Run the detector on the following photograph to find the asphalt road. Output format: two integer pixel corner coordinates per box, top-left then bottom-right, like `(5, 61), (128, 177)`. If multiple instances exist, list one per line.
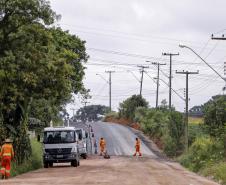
(91, 121), (156, 157)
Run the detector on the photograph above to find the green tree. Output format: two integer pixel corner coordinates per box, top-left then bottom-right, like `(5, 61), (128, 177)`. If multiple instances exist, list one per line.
(119, 95), (149, 121)
(0, 0), (88, 163)
(74, 105), (110, 122)
(203, 95), (226, 137)
(164, 111), (184, 156)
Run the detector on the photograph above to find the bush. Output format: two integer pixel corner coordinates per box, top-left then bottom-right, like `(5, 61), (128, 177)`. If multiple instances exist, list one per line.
(134, 107), (149, 123)
(201, 162), (226, 185)
(140, 109), (168, 138)
(188, 123), (206, 146)
(103, 111), (119, 122)
(163, 136), (178, 157)
(179, 137), (224, 172)
(11, 139), (43, 176)
(119, 95), (148, 121)
(203, 95), (226, 137)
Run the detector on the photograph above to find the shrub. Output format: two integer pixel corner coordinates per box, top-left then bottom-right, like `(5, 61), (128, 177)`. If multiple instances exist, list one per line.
(188, 123), (206, 146)
(103, 111), (119, 122)
(163, 136), (178, 157)
(140, 109), (168, 138)
(162, 111), (184, 156)
(119, 95), (148, 121)
(203, 95), (226, 137)
(11, 139), (43, 176)
(179, 137), (224, 172)
(201, 162), (226, 185)
(134, 107), (149, 123)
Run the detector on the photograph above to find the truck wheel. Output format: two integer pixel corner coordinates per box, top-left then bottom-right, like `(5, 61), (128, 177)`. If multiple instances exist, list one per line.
(44, 162), (49, 168)
(71, 160), (78, 167)
(49, 162), (53, 167)
(82, 154), (87, 159)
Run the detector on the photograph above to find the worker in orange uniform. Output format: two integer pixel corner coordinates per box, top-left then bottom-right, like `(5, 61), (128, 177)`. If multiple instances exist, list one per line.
(99, 138), (106, 156)
(133, 138), (142, 156)
(0, 139), (14, 180)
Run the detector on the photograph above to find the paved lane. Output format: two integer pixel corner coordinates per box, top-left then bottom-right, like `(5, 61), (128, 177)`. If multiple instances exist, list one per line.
(91, 121), (155, 157)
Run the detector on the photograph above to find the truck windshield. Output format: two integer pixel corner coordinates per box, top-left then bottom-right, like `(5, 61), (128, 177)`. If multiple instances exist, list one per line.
(43, 131), (75, 144)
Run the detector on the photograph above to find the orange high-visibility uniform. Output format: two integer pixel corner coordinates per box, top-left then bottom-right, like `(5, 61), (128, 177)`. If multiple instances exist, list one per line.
(133, 139), (142, 156)
(99, 139), (106, 153)
(0, 143), (14, 178)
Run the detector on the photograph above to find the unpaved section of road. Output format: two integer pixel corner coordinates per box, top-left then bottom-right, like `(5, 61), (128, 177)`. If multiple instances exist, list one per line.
(2, 156), (218, 185)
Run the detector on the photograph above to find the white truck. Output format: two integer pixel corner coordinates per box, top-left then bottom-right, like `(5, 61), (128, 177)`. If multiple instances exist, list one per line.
(43, 126), (80, 168)
(75, 128), (89, 159)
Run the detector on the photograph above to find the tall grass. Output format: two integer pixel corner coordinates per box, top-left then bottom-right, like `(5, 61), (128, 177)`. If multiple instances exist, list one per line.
(11, 139), (43, 177)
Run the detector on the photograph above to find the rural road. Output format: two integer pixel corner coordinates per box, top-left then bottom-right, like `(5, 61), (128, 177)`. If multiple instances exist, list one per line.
(1, 122), (219, 185)
(91, 121), (155, 156)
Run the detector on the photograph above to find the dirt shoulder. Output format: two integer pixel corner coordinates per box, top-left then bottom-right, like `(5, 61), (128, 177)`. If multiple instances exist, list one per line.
(1, 156), (218, 185)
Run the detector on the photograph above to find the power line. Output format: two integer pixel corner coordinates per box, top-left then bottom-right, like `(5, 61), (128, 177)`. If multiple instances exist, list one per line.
(144, 72), (185, 102)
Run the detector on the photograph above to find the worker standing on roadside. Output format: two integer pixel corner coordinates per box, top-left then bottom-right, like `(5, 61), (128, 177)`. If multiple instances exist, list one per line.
(133, 138), (142, 156)
(99, 138), (106, 156)
(0, 139), (14, 180)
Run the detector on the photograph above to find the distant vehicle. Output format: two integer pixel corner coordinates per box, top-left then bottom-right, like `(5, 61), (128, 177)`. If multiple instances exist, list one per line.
(43, 126), (80, 168)
(75, 128), (89, 159)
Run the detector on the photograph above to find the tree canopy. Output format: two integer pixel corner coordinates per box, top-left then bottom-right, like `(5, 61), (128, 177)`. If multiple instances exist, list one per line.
(73, 105), (110, 122)
(203, 95), (226, 137)
(119, 95), (149, 121)
(0, 0), (88, 163)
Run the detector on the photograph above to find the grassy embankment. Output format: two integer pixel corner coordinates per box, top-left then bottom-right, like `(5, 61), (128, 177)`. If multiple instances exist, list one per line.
(180, 117), (226, 185)
(11, 139), (43, 177)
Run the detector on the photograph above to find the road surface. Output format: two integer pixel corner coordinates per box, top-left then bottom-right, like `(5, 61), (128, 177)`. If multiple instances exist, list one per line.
(1, 121), (219, 185)
(91, 121), (155, 156)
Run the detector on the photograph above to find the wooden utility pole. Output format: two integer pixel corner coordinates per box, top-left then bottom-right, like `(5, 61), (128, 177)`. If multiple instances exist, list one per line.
(176, 70), (199, 152)
(152, 62), (166, 108)
(137, 66), (149, 96)
(162, 52), (179, 109)
(105, 71), (115, 111)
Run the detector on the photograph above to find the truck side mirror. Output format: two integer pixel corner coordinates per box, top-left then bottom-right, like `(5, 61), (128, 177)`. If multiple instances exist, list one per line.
(78, 133), (82, 140)
(37, 135), (40, 142)
(85, 132), (88, 138)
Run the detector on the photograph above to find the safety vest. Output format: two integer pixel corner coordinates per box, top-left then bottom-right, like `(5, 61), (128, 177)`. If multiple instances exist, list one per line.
(0, 144), (14, 158)
(100, 140), (106, 147)
(135, 140), (140, 148)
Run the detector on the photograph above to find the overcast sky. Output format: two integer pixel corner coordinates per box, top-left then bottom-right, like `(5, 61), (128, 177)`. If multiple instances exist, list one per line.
(49, 0), (226, 115)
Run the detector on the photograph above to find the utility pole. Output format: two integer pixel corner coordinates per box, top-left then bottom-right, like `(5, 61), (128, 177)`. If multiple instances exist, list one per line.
(152, 62), (166, 108)
(105, 71), (115, 111)
(211, 35), (226, 92)
(162, 52), (179, 109)
(176, 70), (199, 152)
(137, 65), (149, 96)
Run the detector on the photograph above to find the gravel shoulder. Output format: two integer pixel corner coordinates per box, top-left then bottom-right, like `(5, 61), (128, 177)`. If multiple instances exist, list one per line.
(1, 156), (219, 185)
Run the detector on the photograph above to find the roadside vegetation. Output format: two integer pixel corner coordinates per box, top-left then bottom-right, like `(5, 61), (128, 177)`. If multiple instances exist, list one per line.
(11, 139), (43, 177)
(104, 94), (226, 184)
(0, 0), (88, 175)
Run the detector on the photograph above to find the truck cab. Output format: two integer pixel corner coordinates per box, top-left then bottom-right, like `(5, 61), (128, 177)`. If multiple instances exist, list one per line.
(43, 127), (80, 168)
(75, 128), (88, 159)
